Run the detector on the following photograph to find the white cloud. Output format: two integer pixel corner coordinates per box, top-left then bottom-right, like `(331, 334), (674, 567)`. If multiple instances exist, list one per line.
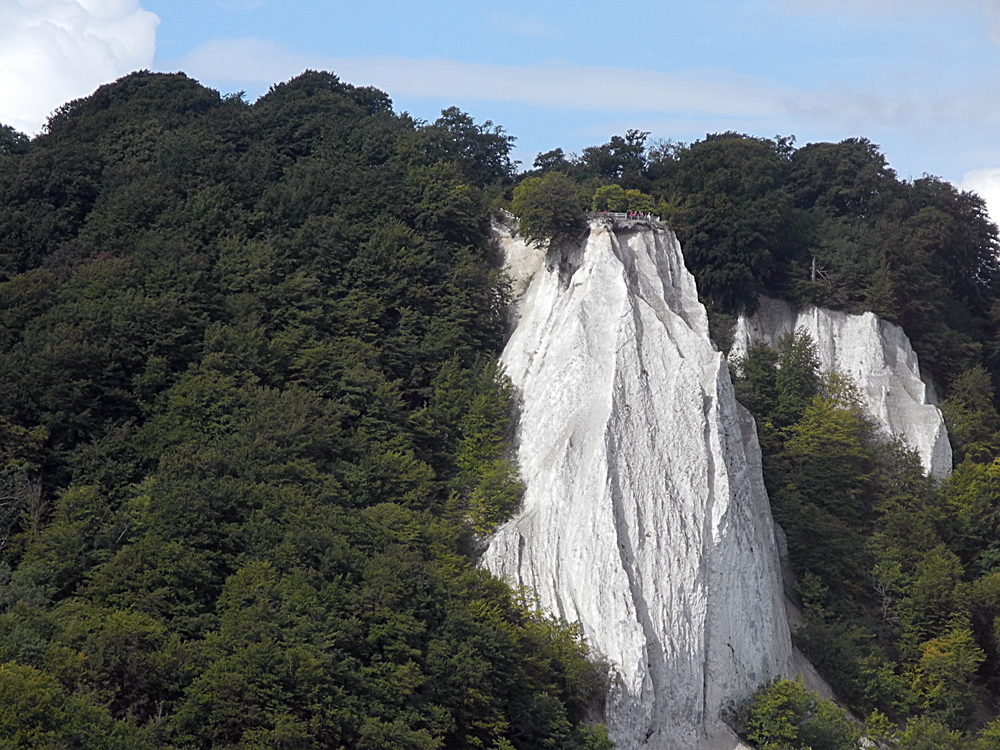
(0, 0), (159, 135)
(486, 13), (561, 38)
(172, 38), (796, 118)
(778, 0), (1000, 41)
(780, 0), (981, 13)
(960, 167), (1000, 226)
(172, 37), (1000, 142)
(171, 38), (313, 89)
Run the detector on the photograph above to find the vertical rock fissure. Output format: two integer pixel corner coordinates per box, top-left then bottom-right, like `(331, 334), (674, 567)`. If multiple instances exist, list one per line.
(606, 416), (665, 744)
(516, 532), (526, 589)
(611, 274), (669, 743)
(698, 385), (718, 730)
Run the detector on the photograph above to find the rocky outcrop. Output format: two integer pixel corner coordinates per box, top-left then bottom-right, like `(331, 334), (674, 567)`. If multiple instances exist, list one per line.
(731, 297), (951, 477)
(483, 219), (793, 749)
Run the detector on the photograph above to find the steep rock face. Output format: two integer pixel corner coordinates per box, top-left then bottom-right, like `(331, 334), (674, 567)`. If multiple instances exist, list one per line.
(483, 220), (793, 749)
(731, 297), (952, 477)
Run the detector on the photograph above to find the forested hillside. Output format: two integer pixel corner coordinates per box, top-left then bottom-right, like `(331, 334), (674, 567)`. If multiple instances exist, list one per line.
(7, 68), (1000, 750)
(0, 71), (611, 749)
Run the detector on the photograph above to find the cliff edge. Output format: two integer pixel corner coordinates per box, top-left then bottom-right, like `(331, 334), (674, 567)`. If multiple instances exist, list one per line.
(483, 219), (793, 749)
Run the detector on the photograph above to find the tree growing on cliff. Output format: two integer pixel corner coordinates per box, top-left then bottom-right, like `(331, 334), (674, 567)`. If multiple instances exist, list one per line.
(591, 184), (628, 212)
(511, 171), (586, 247)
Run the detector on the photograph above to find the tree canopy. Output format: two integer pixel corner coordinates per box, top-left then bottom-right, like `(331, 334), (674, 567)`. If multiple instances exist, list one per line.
(510, 171), (586, 247)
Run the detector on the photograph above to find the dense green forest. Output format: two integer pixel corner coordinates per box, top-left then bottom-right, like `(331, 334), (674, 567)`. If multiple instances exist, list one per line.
(5, 68), (1000, 749)
(0, 71), (612, 749)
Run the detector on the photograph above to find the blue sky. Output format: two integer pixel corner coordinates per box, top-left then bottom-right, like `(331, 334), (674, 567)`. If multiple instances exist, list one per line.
(3, 0), (1000, 217)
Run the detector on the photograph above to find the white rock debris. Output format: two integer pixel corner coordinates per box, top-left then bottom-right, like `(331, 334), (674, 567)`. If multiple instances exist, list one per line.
(483, 219), (794, 750)
(731, 297), (952, 477)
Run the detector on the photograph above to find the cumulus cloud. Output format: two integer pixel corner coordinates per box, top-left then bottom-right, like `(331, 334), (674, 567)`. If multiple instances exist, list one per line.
(0, 0), (159, 135)
(961, 167), (1000, 226)
(173, 37), (795, 118)
(486, 14), (561, 38)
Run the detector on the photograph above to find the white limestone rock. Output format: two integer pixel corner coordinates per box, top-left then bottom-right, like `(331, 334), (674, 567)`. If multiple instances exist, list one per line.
(483, 220), (794, 750)
(731, 297), (952, 477)
(492, 216), (545, 304)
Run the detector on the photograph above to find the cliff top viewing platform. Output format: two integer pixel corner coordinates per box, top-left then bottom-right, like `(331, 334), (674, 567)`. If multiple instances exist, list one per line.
(497, 208), (665, 230)
(585, 211), (664, 228)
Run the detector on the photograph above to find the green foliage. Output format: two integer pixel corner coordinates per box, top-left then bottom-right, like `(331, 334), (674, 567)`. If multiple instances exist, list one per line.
(511, 171), (586, 247)
(895, 716), (967, 750)
(746, 677), (862, 750)
(732, 342), (781, 423)
(454, 363), (524, 534)
(943, 366), (1000, 464)
(668, 133), (793, 314)
(774, 331), (822, 427)
(974, 717), (1000, 750)
(625, 189), (654, 212)
(912, 627), (984, 729)
(788, 138), (898, 218)
(0, 660), (156, 749)
(0, 124), (30, 156)
(532, 148), (573, 175)
(592, 184), (628, 212)
(732, 329), (821, 429)
(412, 106), (517, 187)
(577, 130), (649, 187)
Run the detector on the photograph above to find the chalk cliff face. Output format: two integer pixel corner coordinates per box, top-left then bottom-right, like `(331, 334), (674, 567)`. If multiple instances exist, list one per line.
(731, 297), (952, 477)
(483, 219), (793, 749)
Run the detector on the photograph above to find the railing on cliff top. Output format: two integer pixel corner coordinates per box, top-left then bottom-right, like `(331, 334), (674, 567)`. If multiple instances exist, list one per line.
(586, 211), (662, 224)
(497, 208), (663, 225)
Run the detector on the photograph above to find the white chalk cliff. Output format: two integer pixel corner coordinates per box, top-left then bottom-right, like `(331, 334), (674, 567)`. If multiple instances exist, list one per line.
(483, 219), (794, 749)
(731, 297), (952, 478)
